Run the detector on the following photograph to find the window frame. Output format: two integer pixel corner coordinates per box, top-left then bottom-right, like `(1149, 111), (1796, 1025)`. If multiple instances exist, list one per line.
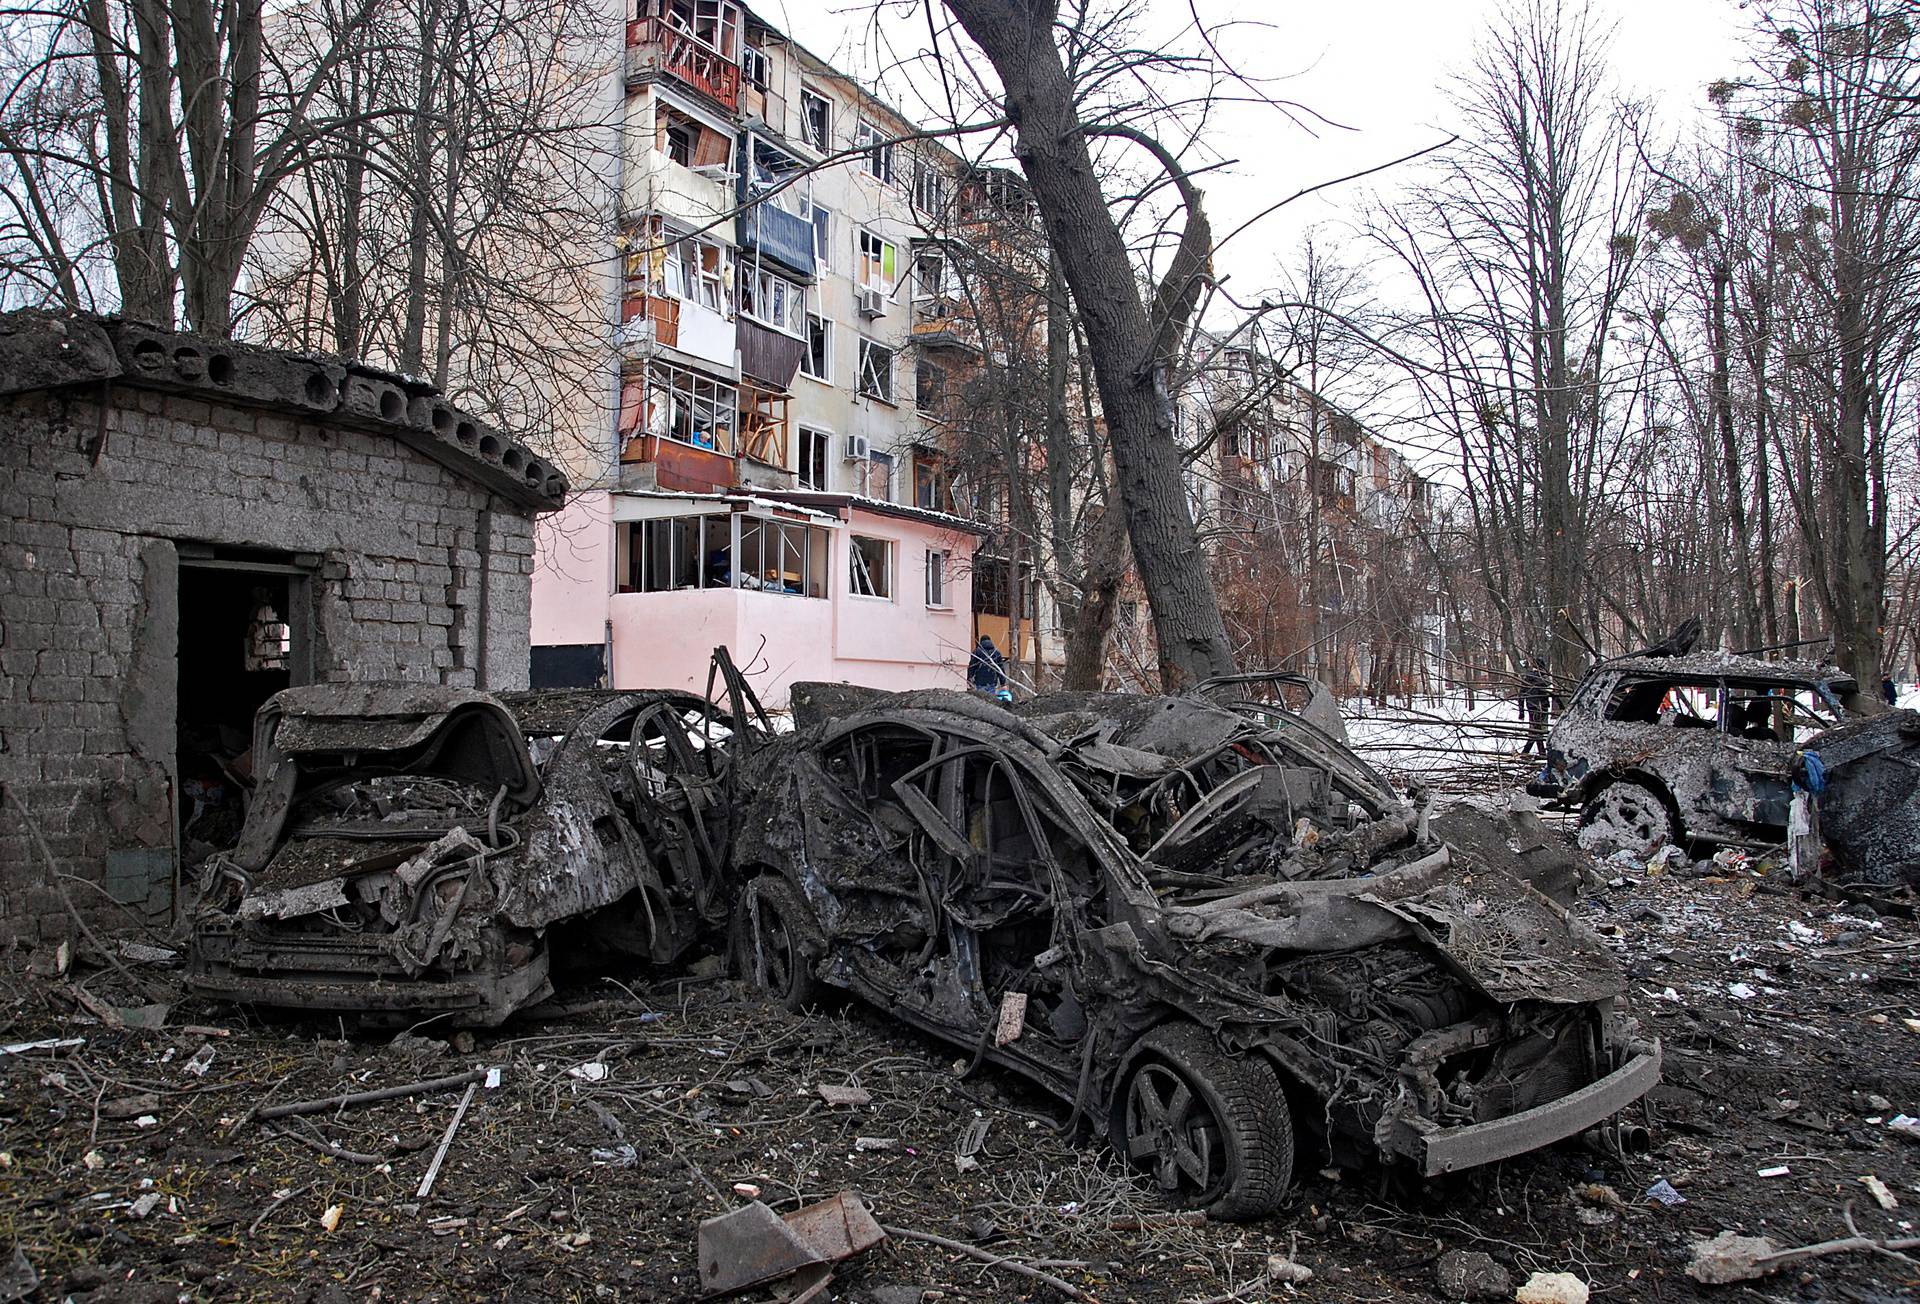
(857, 338), (896, 403)
(850, 533), (893, 600)
(798, 425), (831, 491)
(855, 119), (896, 184)
(911, 158), (947, 215)
(925, 548), (949, 609)
(800, 312), (832, 381)
(739, 263), (808, 337)
(798, 86), (830, 152)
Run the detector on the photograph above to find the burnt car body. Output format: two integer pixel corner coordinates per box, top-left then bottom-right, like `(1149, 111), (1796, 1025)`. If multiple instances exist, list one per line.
(733, 687), (1656, 1220)
(189, 683), (752, 1025)
(1802, 708), (1920, 888)
(1526, 653), (1860, 854)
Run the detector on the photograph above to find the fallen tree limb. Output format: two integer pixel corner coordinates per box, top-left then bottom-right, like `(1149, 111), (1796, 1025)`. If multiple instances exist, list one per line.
(881, 1224), (1098, 1302)
(268, 1123), (385, 1165)
(258, 1069), (488, 1121)
(1688, 1206), (1920, 1283)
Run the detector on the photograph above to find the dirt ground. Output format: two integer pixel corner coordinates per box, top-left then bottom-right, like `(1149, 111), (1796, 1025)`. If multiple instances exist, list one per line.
(2, 846), (1917, 1303)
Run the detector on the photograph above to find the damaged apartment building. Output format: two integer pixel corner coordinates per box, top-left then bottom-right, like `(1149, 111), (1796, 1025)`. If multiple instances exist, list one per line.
(531, 1), (1056, 703)
(0, 311), (565, 946)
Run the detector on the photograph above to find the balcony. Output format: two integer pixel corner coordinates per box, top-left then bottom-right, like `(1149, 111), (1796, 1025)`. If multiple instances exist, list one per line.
(738, 202), (816, 279)
(626, 16), (740, 112)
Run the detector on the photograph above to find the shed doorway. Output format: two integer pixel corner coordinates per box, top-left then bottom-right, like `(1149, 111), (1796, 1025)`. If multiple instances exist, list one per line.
(175, 547), (315, 870)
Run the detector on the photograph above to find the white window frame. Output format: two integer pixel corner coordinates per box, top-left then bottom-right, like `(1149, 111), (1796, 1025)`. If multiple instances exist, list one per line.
(855, 119), (895, 184)
(850, 534), (893, 599)
(798, 425), (831, 490)
(911, 158), (946, 215)
(925, 548), (949, 608)
(800, 313), (832, 381)
(914, 245), (951, 303)
(739, 264), (807, 337)
(857, 338), (895, 403)
(799, 86), (830, 152)
(809, 203), (833, 268)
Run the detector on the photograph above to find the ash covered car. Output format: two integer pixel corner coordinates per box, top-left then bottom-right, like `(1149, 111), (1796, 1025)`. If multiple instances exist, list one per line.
(732, 686), (1656, 1219)
(1527, 649), (1861, 856)
(189, 681), (758, 1025)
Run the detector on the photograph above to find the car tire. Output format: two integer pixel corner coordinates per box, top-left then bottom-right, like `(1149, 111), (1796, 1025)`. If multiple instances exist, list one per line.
(1577, 779), (1678, 857)
(736, 876), (826, 1012)
(1115, 1023), (1294, 1221)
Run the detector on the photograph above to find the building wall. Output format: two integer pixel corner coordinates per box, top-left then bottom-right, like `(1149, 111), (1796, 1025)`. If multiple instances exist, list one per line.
(0, 385), (538, 947)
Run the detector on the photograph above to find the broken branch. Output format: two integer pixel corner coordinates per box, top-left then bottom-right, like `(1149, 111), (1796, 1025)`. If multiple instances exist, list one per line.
(257, 1068), (489, 1121)
(881, 1224), (1099, 1302)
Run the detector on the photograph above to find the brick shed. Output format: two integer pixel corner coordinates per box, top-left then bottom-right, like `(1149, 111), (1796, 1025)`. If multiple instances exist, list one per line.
(0, 311), (569, 946)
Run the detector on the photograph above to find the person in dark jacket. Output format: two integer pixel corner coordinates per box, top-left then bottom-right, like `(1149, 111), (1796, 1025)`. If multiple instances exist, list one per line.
(968, 635), (1007, 696)
(1886, 676), (1900, 707)
(1519, 657), (1552, 756)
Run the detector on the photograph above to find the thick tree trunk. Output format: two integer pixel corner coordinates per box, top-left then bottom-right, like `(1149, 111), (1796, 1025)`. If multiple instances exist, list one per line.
(941, 0), (1236, 689)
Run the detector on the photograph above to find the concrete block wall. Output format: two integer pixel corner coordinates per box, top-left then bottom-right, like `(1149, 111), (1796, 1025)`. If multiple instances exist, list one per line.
(0, 385), (538, 949)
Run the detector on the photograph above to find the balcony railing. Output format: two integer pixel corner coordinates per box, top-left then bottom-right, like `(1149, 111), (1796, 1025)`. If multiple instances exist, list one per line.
(626, 17), (740, 111)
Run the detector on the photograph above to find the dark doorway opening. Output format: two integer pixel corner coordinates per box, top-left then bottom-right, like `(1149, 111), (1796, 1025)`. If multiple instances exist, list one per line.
(175, 549), (313, 869)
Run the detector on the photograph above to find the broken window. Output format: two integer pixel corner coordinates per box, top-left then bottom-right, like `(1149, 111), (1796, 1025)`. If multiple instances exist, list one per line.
(799, 87), (830, 151)
(798, 426), (830, 490)
(622, 515), (730, 592)
(739, 265), (806, 336)
(858, 339), (895, 401)
(850, 534), (891, 598)
(745, 134), (810, 219)
(738, 517), (829, 596)
(1723, 683), (1842, 744)
(657, 103), (733, 173)
(857, 229), (897, 291)
(914, 245), (951, 306)
(911, 158), (947, 216)
(656, 232), (727, 313)
(801, 313), (831, 381)
(644, 361), (736, 453)
(1605, 677), (1720, 729)
(810, 203), (833, 267)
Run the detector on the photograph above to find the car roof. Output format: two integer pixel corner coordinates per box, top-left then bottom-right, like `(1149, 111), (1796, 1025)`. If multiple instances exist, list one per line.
(1597, 651), (1855, 688)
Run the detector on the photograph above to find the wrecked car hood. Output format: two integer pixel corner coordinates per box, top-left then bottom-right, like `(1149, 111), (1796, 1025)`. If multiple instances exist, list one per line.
(1157, 849), (1623, 1007)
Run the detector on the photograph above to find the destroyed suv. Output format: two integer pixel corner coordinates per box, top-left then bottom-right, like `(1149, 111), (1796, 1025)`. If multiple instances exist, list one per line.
(731, 687), (1657, 1220)
(1527, 653), (1859, 855)
(190, 683), (753, 1026)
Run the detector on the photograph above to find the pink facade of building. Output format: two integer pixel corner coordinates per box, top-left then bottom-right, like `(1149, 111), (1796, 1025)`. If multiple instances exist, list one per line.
(531, 487), (986, 705)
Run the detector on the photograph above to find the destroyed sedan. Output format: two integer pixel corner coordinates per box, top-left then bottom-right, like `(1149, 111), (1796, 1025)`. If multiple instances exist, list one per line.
(730, 689), (1657, 1220)
(189, 683), (748, 1026)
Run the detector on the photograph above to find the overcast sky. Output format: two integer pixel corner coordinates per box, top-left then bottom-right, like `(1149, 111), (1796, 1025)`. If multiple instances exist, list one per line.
(767, 0), (1755, 295)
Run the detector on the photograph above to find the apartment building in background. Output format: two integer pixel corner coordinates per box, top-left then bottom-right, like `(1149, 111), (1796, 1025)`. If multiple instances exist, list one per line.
(532, 0), (1015, 703)
(1178, 336), (1444, 700)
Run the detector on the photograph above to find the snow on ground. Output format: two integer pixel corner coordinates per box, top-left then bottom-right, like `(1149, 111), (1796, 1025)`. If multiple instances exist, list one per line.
(1339, 691), (1541, 793)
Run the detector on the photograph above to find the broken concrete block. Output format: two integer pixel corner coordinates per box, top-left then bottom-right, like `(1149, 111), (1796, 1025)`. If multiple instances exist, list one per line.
(1435, 1249), (1512, 1301)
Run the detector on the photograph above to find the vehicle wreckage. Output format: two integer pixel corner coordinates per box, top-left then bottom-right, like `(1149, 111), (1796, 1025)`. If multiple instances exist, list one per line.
(736, 683), (1658, 1220)
(1524, 626), (1919, 886)
(188, 678), (761, 1025)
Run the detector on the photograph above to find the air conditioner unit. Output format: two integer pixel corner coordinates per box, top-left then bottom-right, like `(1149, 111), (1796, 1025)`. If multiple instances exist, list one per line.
(844, 433), (872, 461)
(856, 287), (886, 318)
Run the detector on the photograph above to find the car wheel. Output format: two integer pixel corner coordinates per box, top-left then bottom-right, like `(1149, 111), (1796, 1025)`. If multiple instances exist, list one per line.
(737, 876), (825, 1012)
(1116, 1023), (1293, 1221)
(1577, 780), (1677, 857)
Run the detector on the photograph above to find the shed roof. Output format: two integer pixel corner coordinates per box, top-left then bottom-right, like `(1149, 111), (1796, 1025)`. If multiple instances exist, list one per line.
(0, 310), (567, 512)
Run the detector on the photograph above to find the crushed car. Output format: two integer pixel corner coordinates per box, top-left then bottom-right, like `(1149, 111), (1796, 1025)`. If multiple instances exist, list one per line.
(735, 685), (1657, 1220)
(1799, 708), (1920, 888)
(1526, 649), (1861, 856)
(189, 680), (760, 1026)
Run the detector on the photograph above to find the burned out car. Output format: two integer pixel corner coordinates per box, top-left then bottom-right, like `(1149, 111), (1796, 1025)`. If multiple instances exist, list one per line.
(733, 688), (1656, 1219)
(1527, 652), (1860, 855)
(189, 683), (752, 1026)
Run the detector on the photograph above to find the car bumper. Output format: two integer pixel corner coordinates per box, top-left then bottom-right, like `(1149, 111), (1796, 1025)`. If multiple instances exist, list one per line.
(186, 951), (551, 1027)
(1413, 1041), (1661, 1176)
